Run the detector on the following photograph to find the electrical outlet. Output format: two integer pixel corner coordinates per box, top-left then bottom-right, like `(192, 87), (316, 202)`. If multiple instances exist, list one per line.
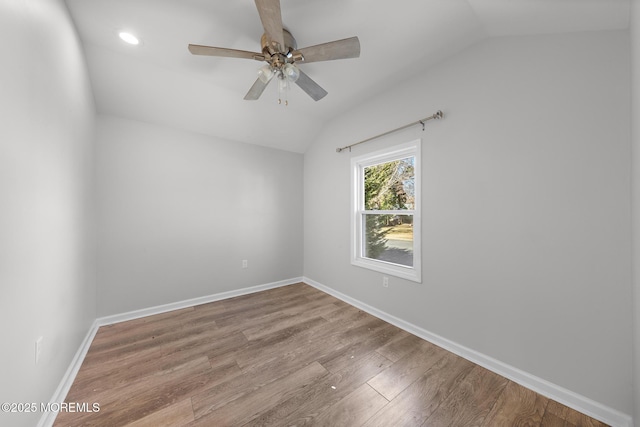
(35, 336), (43, 365)
(242, 260), (248, 269)
(382, 276), (389, 287)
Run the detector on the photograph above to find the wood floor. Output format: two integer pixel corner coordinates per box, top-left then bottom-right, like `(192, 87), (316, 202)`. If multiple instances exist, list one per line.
(54, 283), (609, 427)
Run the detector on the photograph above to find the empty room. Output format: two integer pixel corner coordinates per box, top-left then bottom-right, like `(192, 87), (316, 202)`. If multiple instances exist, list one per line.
(1, 0), (639, 426)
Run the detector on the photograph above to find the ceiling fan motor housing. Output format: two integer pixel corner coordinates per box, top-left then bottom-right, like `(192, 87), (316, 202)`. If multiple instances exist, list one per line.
(261, 29), (298, 65)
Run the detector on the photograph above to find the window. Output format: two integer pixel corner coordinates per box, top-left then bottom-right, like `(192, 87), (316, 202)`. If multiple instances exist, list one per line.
(351, 140), (421, 282)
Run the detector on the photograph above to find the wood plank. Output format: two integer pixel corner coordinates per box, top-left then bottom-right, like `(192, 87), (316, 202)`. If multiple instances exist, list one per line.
(322, 305), (369, 323)
(187, 361), (329, 426)
(305, 290), (350, 306)
(363, 352), (475, 427)
(125, 398), (194, 427)
(312, 383), (389, 427)
(84, 308), (223, 367)
(56, 356), (222, 426)
(91, 307), (196, 345)
(545, 399), (569, 419)
(540, 411), (567, 427)
(88, 306), (223, 356)
(243, 350), (393, 427)
(319, 322), (404, 373)
(375, 332), (423, 362)
(233, 305), (390, 372)
(367, 340), (445, 400)
(481, 380), (548, 427)
(67, 330), (247, 399)
(424, 365), (509, 426)
(191, 316), (396, 422)
(208, 293), (313, 329)
(189, 313), (379, 419)
(241, 302), (341, 341)
(543, 399), (610, 426)
(564, 406), (610, 427)
(191, 342), (332, 419)
(206, 283), (314, 314)
(233, 316), (331, 370)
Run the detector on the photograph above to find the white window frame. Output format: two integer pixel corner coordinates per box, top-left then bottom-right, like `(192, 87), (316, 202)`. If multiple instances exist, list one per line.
(350, 140), (421, 283)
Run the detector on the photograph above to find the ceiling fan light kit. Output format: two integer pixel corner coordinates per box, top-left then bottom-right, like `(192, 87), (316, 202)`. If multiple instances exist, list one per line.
(188, 0), (360, 105)
(257, 64), (275, 84)
(282, 63), (299, 83)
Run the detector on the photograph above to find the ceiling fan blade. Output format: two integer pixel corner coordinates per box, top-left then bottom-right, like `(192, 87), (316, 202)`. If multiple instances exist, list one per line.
(294, 37), (360, 64)
(295, 70), (328, 101)
(254, 0), (285, 52)
(188, 44), (264, 61)
(244, 77), (271, 100)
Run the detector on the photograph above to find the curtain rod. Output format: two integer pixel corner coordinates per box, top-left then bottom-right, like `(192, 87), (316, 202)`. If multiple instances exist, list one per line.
(336, 110), (443, 153)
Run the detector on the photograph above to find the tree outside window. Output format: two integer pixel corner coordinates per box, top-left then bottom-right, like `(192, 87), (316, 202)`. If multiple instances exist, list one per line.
(363, 157), (414, 266)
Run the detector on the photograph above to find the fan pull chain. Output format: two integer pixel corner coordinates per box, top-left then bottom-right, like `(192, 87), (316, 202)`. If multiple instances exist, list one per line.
(277, 74), (290, 106)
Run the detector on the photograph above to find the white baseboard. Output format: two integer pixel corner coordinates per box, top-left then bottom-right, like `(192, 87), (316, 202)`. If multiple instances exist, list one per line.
(37, 319), (99, 427)
(37, 277), (301, 427)
(302, 276), (633, 427)
(96, 277), (303, 326)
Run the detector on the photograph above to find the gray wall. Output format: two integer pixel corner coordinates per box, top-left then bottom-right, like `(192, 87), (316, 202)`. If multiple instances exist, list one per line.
(304, 31), (632, 415)
(631, 1), (640, 424)
(0, 1), (96, 427)
(94, 116), (304, 316)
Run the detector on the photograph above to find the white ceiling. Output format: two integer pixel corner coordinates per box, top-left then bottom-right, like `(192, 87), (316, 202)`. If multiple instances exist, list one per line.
(65, 0), (630, 153)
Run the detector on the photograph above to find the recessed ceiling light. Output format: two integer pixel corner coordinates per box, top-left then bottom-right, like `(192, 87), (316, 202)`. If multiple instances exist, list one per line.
(118, 32), (139, 45)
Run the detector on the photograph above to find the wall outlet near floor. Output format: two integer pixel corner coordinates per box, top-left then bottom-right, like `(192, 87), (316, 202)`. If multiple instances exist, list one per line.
(382, 276), (389, 287)
(35, 336), (43, 365)
(242, 259), (248, 269)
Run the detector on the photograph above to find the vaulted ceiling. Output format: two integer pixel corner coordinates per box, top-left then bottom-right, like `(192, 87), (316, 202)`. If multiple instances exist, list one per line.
(65, 0), (630, 153)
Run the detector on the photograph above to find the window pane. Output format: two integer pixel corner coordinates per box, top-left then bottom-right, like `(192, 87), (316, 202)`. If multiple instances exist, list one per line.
(364, 157), (415, 210)
(363, 214), (413, 267)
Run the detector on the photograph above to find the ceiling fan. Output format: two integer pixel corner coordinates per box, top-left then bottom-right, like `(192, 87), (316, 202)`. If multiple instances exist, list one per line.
(188, 0), (360, 103)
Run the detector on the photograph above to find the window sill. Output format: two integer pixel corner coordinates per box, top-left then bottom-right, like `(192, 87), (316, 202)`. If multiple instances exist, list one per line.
(351, 257), (421, 283)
